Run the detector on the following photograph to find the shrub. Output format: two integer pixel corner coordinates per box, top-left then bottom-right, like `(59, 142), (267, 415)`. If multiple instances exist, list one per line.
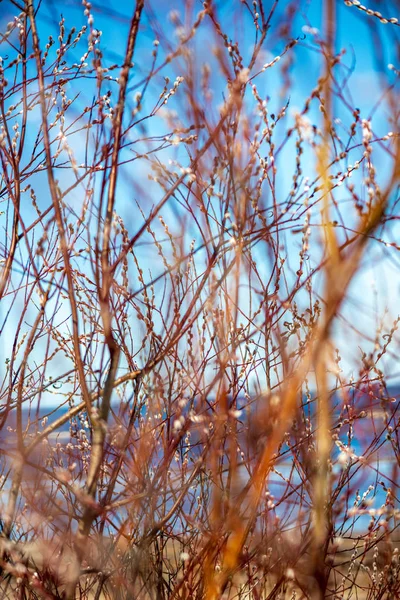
(0, 1), (399, 598)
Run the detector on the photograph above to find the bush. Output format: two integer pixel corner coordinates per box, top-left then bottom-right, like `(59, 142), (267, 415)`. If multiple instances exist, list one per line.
(0, 1), (399, 598)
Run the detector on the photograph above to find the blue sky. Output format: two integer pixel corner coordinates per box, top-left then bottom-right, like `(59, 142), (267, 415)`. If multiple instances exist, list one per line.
(0, 0), (399, 392)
